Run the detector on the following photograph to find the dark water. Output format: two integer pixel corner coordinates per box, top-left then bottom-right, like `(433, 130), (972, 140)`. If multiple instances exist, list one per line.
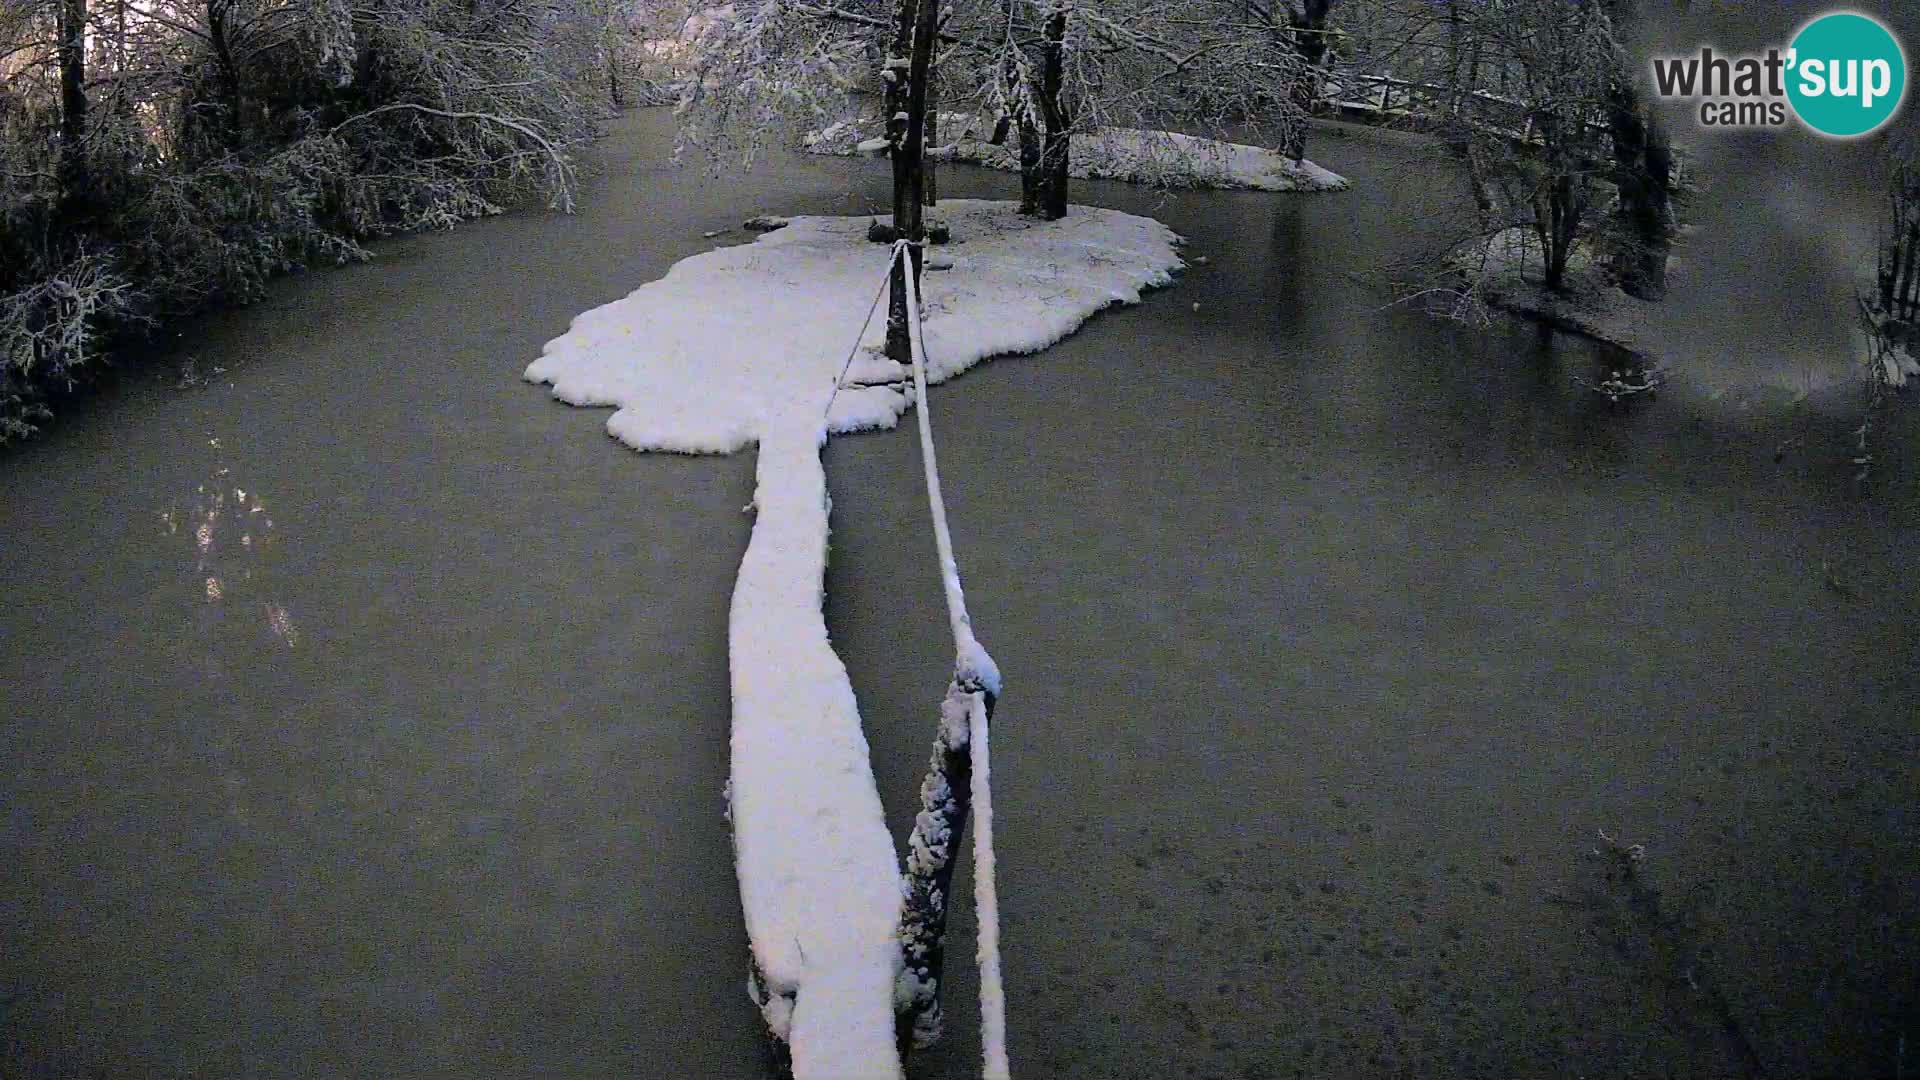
(2, 111), (1915, 1079)
(832, 123), (1920, 1079)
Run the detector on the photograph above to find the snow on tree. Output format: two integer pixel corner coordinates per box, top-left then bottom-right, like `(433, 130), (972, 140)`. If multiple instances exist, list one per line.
(673, 1), (888, 170)
(1348, 0), (1674, 309)
(675, 0), (1328, 219)
(1862, 118), (1920, 396)
(932, 0), (1326, 217)
(0, 0), (636, 440)
(1347, 0), (1623, 320)
(302, 0), (357, 89)
(1592, 0), (1674, 300)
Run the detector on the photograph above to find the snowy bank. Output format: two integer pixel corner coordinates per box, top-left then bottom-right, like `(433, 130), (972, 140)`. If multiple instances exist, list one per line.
(1453, 227), (1920, 406)
(1862, 310), (1920, 389)
(1452, 230), (1708, 400)
(806, 115), (1350, 193)
(525, 200), (1182, 1078)
(1456, 227), (1665, 357)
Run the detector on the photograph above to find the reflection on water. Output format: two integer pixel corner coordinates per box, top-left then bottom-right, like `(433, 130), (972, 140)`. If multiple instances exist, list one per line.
(162, 434), (300, 654)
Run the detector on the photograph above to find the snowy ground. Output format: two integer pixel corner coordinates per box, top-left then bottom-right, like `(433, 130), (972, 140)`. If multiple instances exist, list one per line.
(806, 114), (1350, 193)
(524, 199), (1182, 1078)
(1456, 227), (1668, 357)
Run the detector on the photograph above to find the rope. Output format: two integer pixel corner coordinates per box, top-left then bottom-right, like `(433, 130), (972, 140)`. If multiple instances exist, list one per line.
(967, 690), (1009, 1080)
(896, 242), (982, 661)
(822, 262), (896, 422)
(896, 240), (1010, 1080)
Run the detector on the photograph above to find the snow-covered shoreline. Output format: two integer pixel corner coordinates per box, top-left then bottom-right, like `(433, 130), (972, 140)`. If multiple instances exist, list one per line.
(1458, 228), (1665, 359)
(806, 115), (1350, 193)
(1459, 227), (1920, 406)
(525, 199), (1182, 1078)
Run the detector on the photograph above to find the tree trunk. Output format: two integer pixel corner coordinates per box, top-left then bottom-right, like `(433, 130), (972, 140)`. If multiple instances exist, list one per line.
(208, 1), (247, 147)
(607, 38), (625, 109)
(1033, 4), (1069, 221)
(56, 0), (89, 223)
(1902, 222), (1920, 319)
(1446, 0), (1462, 113)
(884, 0), (916, 361)
(1599, 0), (1671, 300)
(1442, 0), (1475, 164)
(1607, 78), (1671, 299)
(1281, 0), (1332, 162)
(1543, 174), (1579, 292)
(1017, 116), (1042, 216)
(903, 0), (939, 213)
(1039, 128), (1069, 220)
(1880, 238), (1898, 315)
(885, 0), (940, 362)
(923, 62), (938, 207)
(1462, 140), (1494, 216)
(1532, 215), (1556, 290)
(1292, 1), (1332, 68)
(1879, 189), (1905, 314)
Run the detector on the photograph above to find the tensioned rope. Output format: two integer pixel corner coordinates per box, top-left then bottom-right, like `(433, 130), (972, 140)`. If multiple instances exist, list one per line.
(897, 240), (1009, 1080)
(825, 240), (1010, 1080)
(822, 264), (894, 422)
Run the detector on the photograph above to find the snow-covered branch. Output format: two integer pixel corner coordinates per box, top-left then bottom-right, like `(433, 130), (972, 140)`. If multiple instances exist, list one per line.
(334, 102), (579, 211)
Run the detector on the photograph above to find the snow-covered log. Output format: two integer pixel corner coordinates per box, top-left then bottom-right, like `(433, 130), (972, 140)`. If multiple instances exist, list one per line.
(896, 680), (983, 1050)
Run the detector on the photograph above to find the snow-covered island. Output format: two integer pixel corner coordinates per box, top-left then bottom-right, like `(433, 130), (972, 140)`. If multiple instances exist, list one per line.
(1452, 227), (1670, 354)
(525, 200), (1181, 1079)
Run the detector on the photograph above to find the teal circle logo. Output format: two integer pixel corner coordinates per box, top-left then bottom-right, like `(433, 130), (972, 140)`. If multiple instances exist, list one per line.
(1786, 11), (1907, 137)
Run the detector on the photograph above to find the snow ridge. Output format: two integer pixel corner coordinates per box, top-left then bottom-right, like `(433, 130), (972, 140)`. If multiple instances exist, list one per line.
(733, 418), (904, 1076)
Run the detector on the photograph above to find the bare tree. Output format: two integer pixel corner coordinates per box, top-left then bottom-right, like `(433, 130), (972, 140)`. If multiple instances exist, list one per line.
(1360, 0), (1617, 310)
(674, 1), (885, 170)
(1599, 0), (1672, 300)
(1875, 155), (1920, 325)
(671, 0), (945, 358)
(54, 0), (83, 216)
(1240, 0), (1333, 161)
(1350, 0), (1671, 303)
(964, 0), (1319, 217)
(880, 0), (940, 359)
(682, 0), (1324, 221)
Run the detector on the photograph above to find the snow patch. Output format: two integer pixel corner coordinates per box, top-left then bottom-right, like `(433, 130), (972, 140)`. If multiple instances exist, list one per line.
(806, 115), (1350, 192)
(525, 199), (1181, 1078)
(1452, 226), (1656, 354)
(1883, 344), (1920, 387)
